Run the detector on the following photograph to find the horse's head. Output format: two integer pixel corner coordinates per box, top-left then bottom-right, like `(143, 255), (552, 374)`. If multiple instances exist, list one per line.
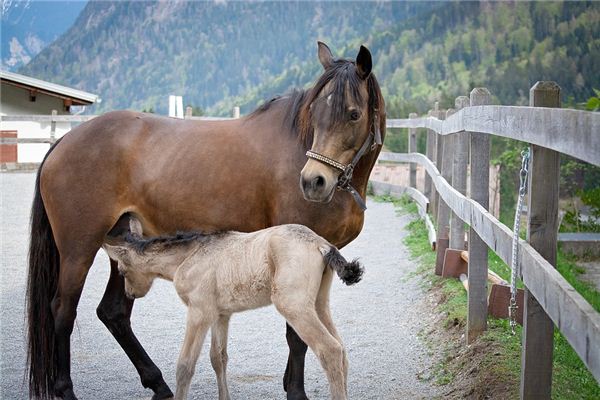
(299, 42), (385, 205)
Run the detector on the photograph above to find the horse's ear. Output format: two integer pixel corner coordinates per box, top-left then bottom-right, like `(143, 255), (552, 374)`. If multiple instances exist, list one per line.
(356, 45), (372, 80)
(129, 216), (143, 237)
(317, 41), (334, 70)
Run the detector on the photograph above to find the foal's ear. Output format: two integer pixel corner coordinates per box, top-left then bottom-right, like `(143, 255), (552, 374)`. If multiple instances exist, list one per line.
(317, 41), (334, 70)
(356, 45), (372, 80)
(129, 217), (143, 237)
(102, 242), (130, 261)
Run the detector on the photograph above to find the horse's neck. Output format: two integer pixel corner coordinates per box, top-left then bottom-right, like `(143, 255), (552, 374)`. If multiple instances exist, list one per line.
(353, 147), (381, 195)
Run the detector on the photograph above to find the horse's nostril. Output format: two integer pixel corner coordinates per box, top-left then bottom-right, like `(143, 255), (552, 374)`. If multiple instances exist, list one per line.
(314, 175), (325, 189)
(301, 177), (311, 192)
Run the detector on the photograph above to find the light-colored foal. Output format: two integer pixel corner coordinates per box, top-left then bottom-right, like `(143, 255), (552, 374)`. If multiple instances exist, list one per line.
(103, 217), (363, 400)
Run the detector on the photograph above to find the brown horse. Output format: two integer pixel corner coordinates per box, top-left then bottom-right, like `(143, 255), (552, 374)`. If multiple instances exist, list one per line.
(27, 42), (385, 400)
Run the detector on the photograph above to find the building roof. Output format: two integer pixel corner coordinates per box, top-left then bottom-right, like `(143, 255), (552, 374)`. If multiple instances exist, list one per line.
(0, 70), (100, 105)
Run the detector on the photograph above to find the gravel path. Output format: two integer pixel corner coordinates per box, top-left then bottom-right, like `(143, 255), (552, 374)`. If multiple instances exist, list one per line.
(1, 172), (440, 399)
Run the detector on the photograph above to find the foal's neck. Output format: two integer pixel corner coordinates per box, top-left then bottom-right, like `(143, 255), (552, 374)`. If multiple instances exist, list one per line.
(144, 245), (199, 281)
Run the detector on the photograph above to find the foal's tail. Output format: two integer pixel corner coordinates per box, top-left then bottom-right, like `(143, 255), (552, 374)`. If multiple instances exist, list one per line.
(323, 246), (363, 285)
(27, 140), (62, 399)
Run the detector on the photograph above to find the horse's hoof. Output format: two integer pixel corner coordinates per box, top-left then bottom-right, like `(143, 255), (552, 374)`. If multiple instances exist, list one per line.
(58, 389), (78, 400)
(286, 389), (309, 400)
(151, 385), (174, 400)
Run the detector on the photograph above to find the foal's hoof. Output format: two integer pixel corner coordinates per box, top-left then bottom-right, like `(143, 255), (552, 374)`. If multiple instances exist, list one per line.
(151, 386), (174, 400)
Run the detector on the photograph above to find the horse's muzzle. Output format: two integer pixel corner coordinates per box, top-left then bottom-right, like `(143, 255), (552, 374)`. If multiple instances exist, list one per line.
(300, 174), (335, 203)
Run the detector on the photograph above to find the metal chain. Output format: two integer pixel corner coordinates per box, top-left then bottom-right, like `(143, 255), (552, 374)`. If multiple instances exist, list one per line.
(509, 148), (530, 334)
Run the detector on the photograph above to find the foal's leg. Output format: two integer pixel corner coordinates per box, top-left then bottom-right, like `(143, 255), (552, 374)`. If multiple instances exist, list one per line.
(315, 269), (348, 392)
(210, 314), (231, 400)
(274, 295), (347, 400)
(97, 260), (173, 399)
(175, 311), (213, 400)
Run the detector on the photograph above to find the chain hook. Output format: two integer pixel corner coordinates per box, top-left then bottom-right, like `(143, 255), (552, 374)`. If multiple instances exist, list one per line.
(509, 147), (530, 334)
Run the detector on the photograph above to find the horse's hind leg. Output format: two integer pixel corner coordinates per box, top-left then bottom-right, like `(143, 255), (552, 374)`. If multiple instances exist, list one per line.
(51, 253), (96, 399)
(97, 260), (173, 399)
(283, 323), (309, 400)
(210, 314), (231, 400)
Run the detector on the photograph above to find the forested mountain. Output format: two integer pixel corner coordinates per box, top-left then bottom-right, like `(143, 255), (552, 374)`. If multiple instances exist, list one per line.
(20, 1), (599, 117)
(19, 0), (433, 113)
(211, 1), (600, 117)
(1, 0), (87, 70)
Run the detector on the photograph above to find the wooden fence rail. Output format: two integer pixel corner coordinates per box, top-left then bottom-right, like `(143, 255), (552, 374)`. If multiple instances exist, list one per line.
(375, 81), (599, 398)
(386, 104), (600, 166)
(0, 110), (236, 148)
(0, 113), (234, 123)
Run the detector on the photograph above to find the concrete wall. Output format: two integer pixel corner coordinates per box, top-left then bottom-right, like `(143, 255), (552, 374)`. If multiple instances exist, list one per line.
(1, 82), (73, 162)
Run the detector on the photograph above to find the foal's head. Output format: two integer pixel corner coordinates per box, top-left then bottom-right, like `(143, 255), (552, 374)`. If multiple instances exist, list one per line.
(103, 239), (156, 299)
(103, 217), (202, 299)
(299, 42), (385, 203)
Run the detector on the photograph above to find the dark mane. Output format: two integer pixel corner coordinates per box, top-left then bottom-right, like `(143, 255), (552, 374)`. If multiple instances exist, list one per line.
(248, 58), (384, 145)
(124, 231), (226, 254)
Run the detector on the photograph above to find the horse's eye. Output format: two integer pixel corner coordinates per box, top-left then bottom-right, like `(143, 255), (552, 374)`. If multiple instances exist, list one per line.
(349, 110), (361, 121)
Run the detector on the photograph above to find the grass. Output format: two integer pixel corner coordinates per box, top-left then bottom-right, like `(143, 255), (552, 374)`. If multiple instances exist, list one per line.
(381, 194), (600, 399)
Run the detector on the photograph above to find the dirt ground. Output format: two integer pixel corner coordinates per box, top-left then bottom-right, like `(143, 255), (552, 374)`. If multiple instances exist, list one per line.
(1, 172), (445, 399)
(418, 281), (519, 400)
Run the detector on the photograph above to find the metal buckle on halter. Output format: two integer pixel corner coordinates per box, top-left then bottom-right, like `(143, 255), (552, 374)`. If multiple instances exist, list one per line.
(337, 164), (354, 190)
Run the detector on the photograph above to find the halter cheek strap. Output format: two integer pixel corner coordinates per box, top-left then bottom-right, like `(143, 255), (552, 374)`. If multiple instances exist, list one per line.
(305, 113), (382, 211)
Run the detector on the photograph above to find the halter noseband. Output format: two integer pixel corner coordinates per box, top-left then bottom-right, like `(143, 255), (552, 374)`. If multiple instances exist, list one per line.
(305, 112), (382, 211)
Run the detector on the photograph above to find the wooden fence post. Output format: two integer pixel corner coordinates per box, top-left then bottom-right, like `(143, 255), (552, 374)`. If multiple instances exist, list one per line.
(520, 81), (561, 399)
(424, 109), (435, 205)
(232, 106), (240, 119)
(450, 96), (469, 250)
(432, 102), (441, 221)
(408, 112), (418, 189)
(435, 108), (454, 274)
(50, 110), (57, 143)
(467, 87), (491, 343)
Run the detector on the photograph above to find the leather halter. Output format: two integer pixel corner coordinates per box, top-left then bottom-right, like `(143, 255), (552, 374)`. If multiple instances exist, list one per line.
(306, 112), (382, 211)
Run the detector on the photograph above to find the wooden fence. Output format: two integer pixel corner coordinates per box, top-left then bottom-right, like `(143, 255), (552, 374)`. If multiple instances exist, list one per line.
(0, 106), (237, 147)
(374, 81), (599, 398)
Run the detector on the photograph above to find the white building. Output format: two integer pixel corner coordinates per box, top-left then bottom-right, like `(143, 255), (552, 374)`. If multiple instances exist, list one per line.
(0, 70), (99, 164)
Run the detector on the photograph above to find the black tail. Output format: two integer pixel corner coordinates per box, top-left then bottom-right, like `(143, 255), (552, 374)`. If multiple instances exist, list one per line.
(324, 246), (363, 285)
(27, 140), (62, 399)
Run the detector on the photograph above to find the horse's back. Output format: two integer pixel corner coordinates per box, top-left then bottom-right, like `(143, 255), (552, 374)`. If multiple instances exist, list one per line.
(38, 111), (273, 244)
(43, 111), (202, 170)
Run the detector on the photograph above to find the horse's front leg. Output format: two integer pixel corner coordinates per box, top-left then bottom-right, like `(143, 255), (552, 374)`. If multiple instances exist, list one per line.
(96, 260), (173, 399)
(284, 323), (309, 400)
(210, 314), (231, 400)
